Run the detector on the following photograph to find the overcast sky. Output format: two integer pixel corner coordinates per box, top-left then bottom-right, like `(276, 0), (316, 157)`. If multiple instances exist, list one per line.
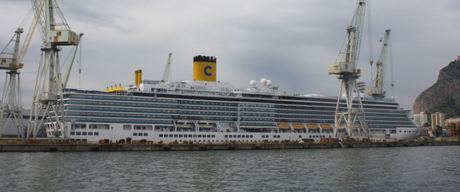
(1, 0), (460, 112)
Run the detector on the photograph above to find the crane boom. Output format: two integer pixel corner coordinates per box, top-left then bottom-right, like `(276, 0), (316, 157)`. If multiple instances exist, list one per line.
(328, 0), (366, 74)
(162, 53), (172, 83)
(366, 29), (390, 99)
(62, 33), (84, 88)
(18, 0), (45, 65)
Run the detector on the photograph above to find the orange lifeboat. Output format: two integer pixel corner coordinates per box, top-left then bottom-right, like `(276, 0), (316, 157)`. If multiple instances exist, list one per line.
(277, 123), (290, 129)
(292, 124), (305, 129)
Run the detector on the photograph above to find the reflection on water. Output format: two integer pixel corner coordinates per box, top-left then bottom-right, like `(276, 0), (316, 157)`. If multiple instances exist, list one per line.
(0, 146), (459, 191)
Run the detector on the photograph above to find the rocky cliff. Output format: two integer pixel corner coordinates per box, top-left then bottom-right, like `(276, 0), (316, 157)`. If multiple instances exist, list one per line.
(413, 60), (460, 118)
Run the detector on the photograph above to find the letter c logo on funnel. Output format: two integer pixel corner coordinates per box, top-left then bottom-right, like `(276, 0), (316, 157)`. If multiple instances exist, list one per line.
(204, 66), (212, 76)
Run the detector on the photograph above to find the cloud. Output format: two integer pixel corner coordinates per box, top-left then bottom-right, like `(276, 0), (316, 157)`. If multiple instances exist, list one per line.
(1, 0), (460, 113)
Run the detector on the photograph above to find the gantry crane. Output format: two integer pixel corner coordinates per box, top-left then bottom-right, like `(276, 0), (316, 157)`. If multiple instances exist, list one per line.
(0, 29), (24, 138)
(162, 53), (172, 83)
(366, 29), (391, 99)
(27, 0), (82, 139)
(327, 0), (368, 138)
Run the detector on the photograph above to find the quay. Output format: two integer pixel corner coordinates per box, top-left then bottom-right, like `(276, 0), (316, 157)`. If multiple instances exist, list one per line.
(0, 139), (458, 152)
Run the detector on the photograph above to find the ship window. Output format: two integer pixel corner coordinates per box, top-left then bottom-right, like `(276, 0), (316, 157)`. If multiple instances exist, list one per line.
(76, 132), (81, 135)
(179, 134), (183, 138)
(88, 132), (93, 136)
(133, 133), (138, 136)
(74, 124), (87, 129)
(144, 133), (148, 136)
(159, 134), (163, 137)
(299, 135), (302, 138)
(198, 135), (202, 138)
(225, 135), (228, 138)
(70, 132), (75, 135)
(90, 124), (109, 130)
(123, 125), (132, 130)
(212, 135), (215, 138)
(229, 135), (232, 138)
(94, 132), (99, 136)
(174, 134), (178, 138)
(250, 135), (253, 138)
(169, 134), (173, 137)
(190, 135), (194, 138)
(183, 135), (187, 138)
(164, 134), (168, 138)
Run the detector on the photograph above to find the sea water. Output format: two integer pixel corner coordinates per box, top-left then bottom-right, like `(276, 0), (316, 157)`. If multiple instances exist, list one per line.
(0, 146), (459, 191)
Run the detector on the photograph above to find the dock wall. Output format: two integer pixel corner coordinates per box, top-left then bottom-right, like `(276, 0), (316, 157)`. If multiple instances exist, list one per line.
(0, 140), (458, 152)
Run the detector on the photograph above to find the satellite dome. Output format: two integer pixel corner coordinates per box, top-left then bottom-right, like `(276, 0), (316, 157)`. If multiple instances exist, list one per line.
(250, 80), (257, 87)
(260, 78), (267, 87)
(266, 80), (272, 88)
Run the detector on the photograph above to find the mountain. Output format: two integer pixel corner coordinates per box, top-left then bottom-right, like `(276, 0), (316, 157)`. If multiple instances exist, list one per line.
(413, 59), (460, 119)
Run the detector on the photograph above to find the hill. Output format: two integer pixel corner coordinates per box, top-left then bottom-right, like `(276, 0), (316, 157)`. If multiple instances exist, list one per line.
(413, 59), (460, 119)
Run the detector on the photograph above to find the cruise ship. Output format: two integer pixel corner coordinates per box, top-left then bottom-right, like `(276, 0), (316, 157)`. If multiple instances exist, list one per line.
(45, 55), (425, 143)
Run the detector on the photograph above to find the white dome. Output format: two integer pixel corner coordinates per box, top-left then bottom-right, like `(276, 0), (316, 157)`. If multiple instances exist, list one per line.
(260, 78), (267, 86)
(266, 80), (272, 88)
(249, 80), (257, 87)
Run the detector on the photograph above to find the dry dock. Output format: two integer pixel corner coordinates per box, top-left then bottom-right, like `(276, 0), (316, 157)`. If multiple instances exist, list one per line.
(0, 140), (458, 152)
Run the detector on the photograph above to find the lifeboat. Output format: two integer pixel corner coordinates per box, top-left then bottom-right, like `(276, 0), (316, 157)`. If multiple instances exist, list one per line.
(198, 121), (216, 128)
(277, 123), (290, 129)
(307, 124), (319, 128)
(292, 124), (305, 129)
(175, 120), (194, 128)
(321, 124), (333, 129)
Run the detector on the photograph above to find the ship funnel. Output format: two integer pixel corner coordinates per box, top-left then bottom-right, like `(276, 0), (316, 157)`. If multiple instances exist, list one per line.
(193, 55), (216, 82)
(135, 70), (139, 85)
(138, 69), (142, 85)
(135, 69), (142, 85)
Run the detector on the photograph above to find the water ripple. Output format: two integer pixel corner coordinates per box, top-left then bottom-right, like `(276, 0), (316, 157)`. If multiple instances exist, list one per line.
(0, 146), (459, 191)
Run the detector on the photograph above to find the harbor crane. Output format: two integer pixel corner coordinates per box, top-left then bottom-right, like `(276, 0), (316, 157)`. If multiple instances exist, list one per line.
(27, 0), (82, 139)
(0, 29), (24, 138)
(327, 0), (369, 138)
(366, 29), (391, 99)
(162, 53), (172, 83)
(0, 1), (47, 138)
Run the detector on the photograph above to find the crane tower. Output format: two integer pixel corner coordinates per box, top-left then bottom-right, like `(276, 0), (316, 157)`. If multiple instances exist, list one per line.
(366, 29), (391, 99)
(0, 28), (24, 138)
(27, 0), (82, 139)
(327, 0), (369, 138)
